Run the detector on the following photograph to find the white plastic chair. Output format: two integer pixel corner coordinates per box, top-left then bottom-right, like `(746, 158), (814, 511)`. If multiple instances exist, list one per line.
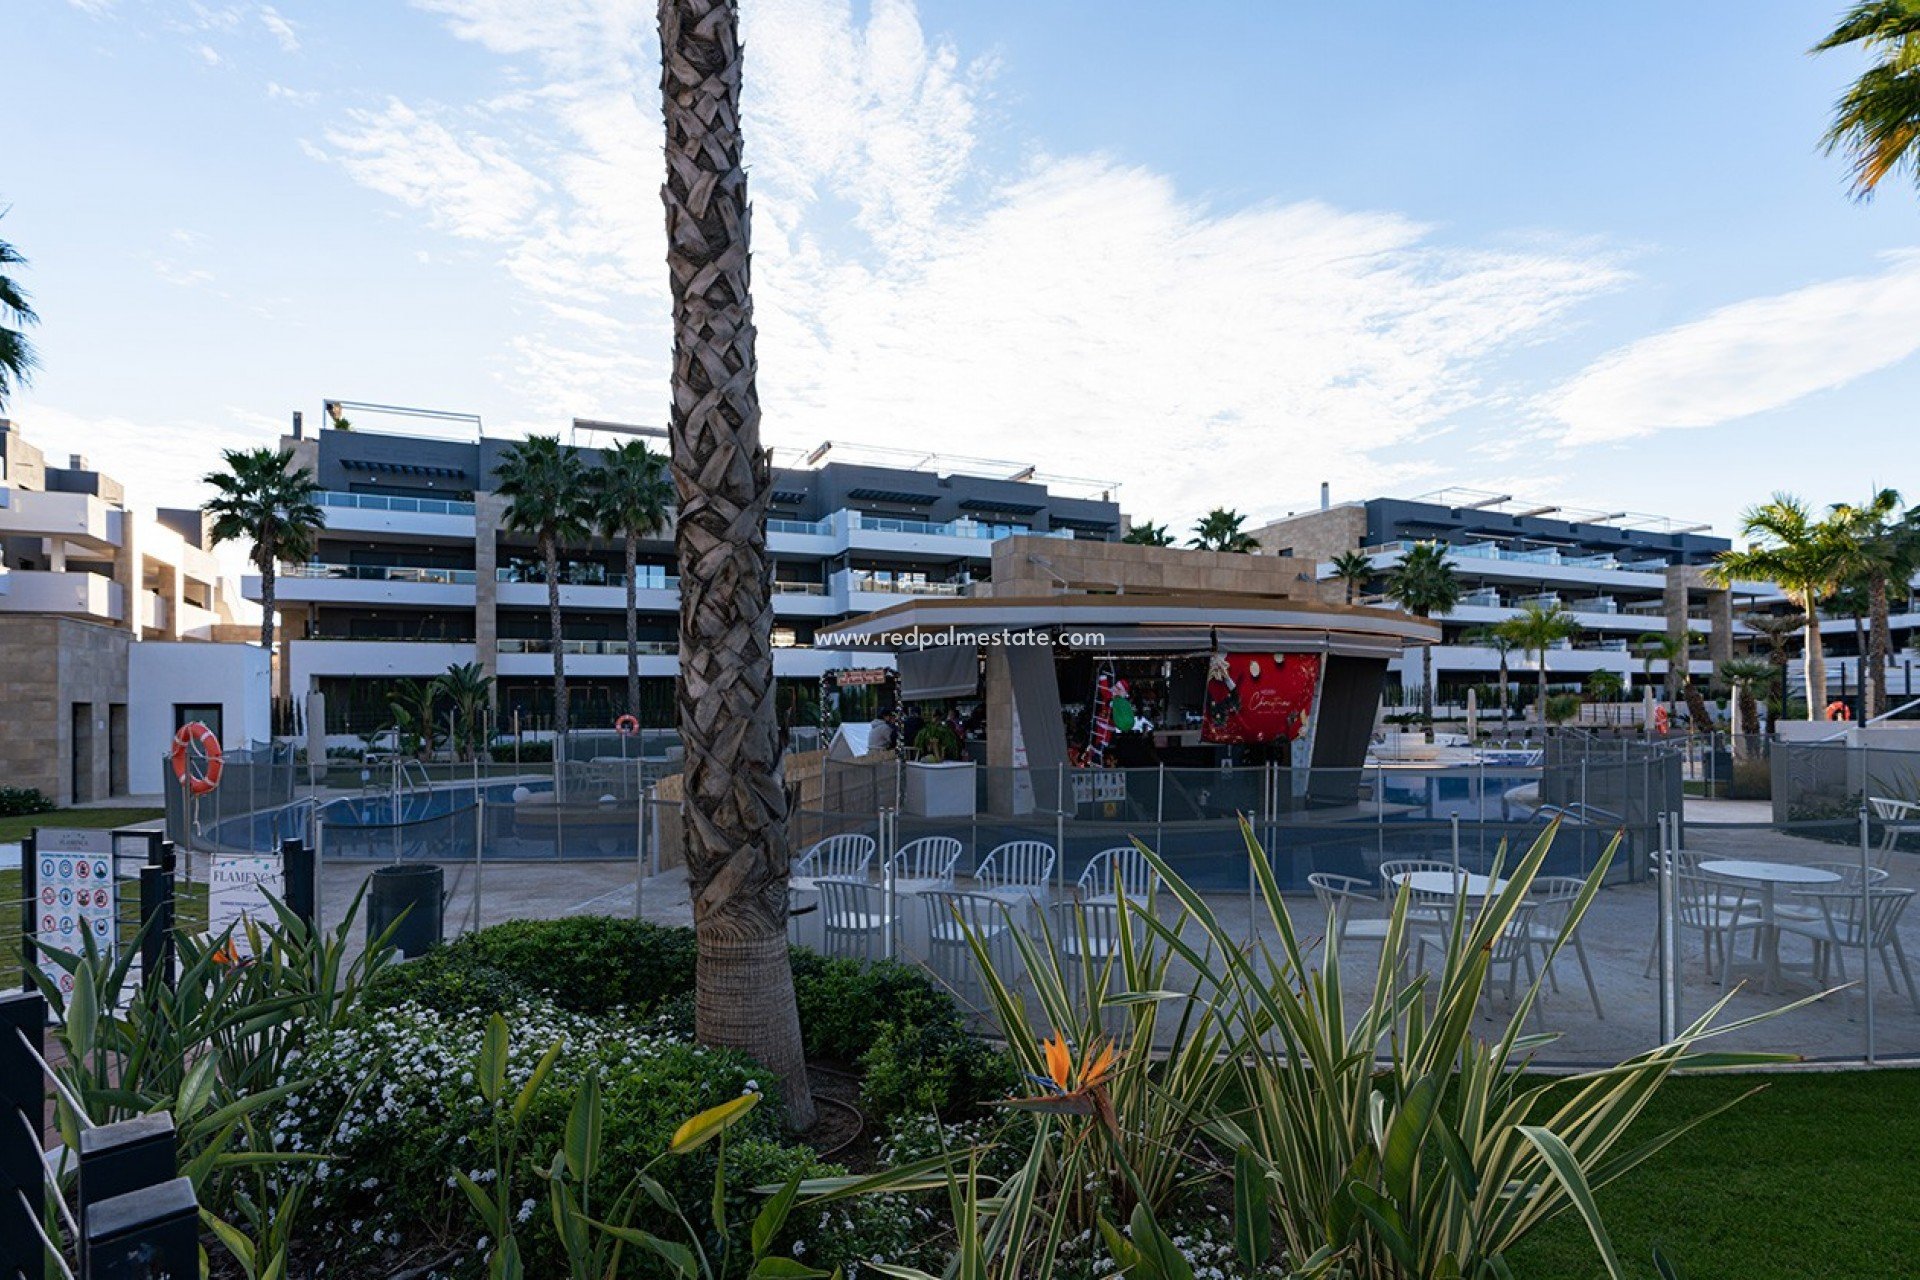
(816, 876), (893, 961)
(1078, 845), (1158, 901)
(791, 833), (876, 891)
(1870, 798), (1920, 858)
(886, 836), (964, 888)
(1778, 886), (1920, 1011)
(1674, 866), (1764, 982)
(1049, 898), (1124, 1010)
(1775, 863), (1890, 929)
(1309, 872), (1395, 956)
(920, 890), (1018, 998)
(1529, 876), (1604, 1018)
(976, 840), (1057, 892)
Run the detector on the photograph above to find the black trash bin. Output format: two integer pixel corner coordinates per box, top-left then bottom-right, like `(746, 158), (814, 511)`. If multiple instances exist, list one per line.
(368, 864), (444, 958)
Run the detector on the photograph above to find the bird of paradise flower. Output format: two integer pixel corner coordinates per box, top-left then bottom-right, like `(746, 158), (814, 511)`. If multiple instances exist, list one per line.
(1003, 1032), (1121, 1132)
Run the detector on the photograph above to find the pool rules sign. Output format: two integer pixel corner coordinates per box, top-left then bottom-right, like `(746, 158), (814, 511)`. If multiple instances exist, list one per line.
(31, 829), (116, 994)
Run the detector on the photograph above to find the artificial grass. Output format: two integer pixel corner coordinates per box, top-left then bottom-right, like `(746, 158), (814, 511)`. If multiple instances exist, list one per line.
(1508, 1069), (1920, 1278)
(0, 806), (164, 845)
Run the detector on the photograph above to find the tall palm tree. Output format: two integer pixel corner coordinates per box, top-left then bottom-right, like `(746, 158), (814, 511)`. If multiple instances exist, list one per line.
(204, 446), (324, 653)
(1584, 669), (1625, 725)
(0, 213), (38, 409)
(1385, 542), (1461, 733)
(1814, 2), (1920, 199)
(1499, 603), (1581, 722)
(1329, 549), (1376, 605)
(1464, 624), (1517, 726)
(1710, 495), (1850, 719)
(495, 435), (590, 740)
(592, 440), (675, 720)
(1188, 507), (1259, 553)
(660, 0), (814, 1128)
(1829, 489), (1916, 719)
(1742, 610), (1806, 723)
(1121, 520), (1175, 547)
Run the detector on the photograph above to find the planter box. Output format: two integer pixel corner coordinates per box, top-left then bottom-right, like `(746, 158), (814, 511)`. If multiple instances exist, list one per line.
(904, 760), (977, 818)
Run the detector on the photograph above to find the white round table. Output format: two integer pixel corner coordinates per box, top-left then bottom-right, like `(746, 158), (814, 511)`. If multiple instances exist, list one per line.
(1393, 870), (1509, 898)
(1698, 859), (1840, 990)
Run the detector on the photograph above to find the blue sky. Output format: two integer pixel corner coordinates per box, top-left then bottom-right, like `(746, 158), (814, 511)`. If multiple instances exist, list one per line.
(6, 0), (1919, 545)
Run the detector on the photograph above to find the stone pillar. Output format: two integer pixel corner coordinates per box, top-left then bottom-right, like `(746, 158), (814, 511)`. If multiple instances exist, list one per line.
(1663, 567), (1691, 698)
(474, 492), (504, 686)
(1707, 584), (1734, 679)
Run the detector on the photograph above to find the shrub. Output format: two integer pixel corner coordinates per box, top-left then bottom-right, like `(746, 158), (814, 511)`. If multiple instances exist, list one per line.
(490, 739), (554, 763)
(367, 915), (696, 1016)
(787, 949), (955, 1062)
(0, 786), (55, 818)
(858, 1016), (1020, 1123)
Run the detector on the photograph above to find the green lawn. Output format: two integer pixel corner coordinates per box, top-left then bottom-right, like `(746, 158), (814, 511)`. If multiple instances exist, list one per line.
(0, 806), (164, 844)
(1509, 1070), (1920, 1278)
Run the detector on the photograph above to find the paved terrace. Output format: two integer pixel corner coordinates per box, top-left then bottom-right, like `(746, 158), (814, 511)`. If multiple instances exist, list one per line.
(298, 799), (1920, 1066)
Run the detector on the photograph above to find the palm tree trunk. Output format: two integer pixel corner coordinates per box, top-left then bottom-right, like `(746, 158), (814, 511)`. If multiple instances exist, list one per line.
(1869, 573), (1891, 719)
(258, 554), (276, 653)
(1536, 647), (1548, 723)
(661, 0), (814, 1130)
(543, 532), (568, 741)
(1421, 643), (1434, 740)
(625, 530), (641, 718)
(1802, 594), (1828, 717)
(1852, 612), (1868, 718)
(1498, 654), (1510, 726)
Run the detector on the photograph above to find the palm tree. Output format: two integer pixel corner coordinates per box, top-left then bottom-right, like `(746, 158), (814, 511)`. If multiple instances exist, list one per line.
(1500, 603), (1581, 723)
(592, 440), (675, 721)
(1814, 3), (1920, 199)
(661, 0), (814, 1128)
(1719, 658), (1777, 752)
(495, 435), (590, 740)
(1636, 628), (1716, 733)
(1188, 507), (1259, 553)
(0, 213), (38, 410)
(1329, 550), (1376, 605)
(1742, 610), (1806, 723)
(1826, 579), (1873, 717)
(1464, 624), (1517, 726)
(1384, 542), (1461, 733)
(387, 678), (440, 760)
(1829, 489), (1916, 719)
(1121, 521), (1175, 547)
(1710, 495), (1850, 719)
(433, 661), (496, 761)
(1584, 669), (1625, 725)
(204, 446), (324, 653)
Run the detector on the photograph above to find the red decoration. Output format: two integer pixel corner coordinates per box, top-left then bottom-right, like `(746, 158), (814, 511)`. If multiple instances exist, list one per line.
(1201, 653), (1320, 745)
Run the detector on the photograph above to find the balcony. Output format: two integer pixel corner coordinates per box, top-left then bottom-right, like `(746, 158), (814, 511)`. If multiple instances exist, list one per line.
(314, 489), (476, 538)
(291, 562), (477, 585)
(260, 561), (478, 608)
(317, 490), (474, 517)
(0, 489), (123, 548)
(499, 638), (677, 656)
(0, 570), (124, 621)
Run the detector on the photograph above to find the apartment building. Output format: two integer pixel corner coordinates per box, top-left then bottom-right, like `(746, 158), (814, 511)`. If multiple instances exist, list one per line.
(0, 420), (266, 803)
(1254, 488), (1753, 701)
(260, 420), (1124, 735)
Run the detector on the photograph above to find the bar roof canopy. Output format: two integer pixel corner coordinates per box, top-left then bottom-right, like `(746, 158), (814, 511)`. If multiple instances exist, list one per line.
(817, 592), (1439, 660)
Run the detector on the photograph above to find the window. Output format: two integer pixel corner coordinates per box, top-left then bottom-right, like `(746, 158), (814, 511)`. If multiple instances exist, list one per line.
(175, 704), (224, 743)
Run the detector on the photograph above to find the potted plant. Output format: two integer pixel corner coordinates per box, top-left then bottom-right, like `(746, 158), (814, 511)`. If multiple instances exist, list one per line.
(904, 722), (975, 817)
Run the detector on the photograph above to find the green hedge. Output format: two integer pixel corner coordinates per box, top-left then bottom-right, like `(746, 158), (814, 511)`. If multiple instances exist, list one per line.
(0, 787), (55, 818)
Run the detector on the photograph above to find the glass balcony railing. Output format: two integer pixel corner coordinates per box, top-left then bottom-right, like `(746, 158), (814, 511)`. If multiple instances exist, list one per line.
(497, 567), (678, 590)
(284, 562), (477, 585)
(317, 490), (475, 517)
(849, 574), (969, 596)
(768, 516), (834, 536)
(499, 638), (679, 656)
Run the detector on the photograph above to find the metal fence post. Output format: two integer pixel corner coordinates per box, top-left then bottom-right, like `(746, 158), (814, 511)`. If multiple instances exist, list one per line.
(19, 832), (35, 991)
(138, 860), (175, 993)
(1861, 805), (1876, 1064)
(1155, 763), (1165, 856)
(634, 787), (648, 923)
(282, 837), (315, 929)
(83, 1176), (200, 1279)
(473, 793), (486, 936)
(0, 990), (47, 1277)
(1656, 811), (1676, 1044)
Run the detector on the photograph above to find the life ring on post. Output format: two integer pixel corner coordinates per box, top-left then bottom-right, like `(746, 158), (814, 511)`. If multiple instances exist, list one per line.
(171, 722), (224, 795)
(1651, 705), (1670, 735)
(614, 714), (640, 737)
(1825, 700), (1853, 722)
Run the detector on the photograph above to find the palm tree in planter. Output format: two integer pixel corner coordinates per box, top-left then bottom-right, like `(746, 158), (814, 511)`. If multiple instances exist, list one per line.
(592, 440), (675, 721)
(1719, 658), (1777, 753)
(1710, 495), (1849, 719)
(434, 661), (496, 761)
(1385, 543), (1460, 736)
(1815, 2), (1920, 199)
(1635, 629), (1715, 732)
(495, 435), (591, 741)
(1742, 611), (1806, 725)
(1188, 507), (1260, 553)
(1500, 604), (1580, 726)
(660, 0), (814, 1128)
(1463, 624), (1518, 728)
(1121, 521), (1176, 547)
(0, 213), (39, 410)
(204, 446), (325, 653)
(1329, 549), (1376, 605)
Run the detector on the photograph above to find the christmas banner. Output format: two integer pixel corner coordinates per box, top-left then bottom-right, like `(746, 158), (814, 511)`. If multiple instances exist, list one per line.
(1201, 653), (1320, 745)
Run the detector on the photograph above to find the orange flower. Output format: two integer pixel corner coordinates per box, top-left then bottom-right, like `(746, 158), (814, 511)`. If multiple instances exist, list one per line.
(1043, 1032), (1074, 1092)
(1079, 1038), (1117, 1091)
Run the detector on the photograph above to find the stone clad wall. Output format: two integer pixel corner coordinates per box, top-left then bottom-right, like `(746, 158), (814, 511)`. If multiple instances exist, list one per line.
(986, 535), (1318, 599)
(0, 616), (131, 806)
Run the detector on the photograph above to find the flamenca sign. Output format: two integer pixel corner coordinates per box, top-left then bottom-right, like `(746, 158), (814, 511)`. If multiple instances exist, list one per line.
(209, 853), (284, 958)
(32, 829), (116, 994)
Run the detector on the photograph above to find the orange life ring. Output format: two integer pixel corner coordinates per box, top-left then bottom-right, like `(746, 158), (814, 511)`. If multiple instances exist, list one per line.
(171, 722), (223, 795)
(1652, 705), (1670, 734)
(614, 714), (640, 736)
(1825, 700), (1853, 722)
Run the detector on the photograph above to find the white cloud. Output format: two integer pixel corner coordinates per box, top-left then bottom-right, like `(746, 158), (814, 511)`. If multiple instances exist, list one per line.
(257, 5), (299, 51)
(266, 80), (317, 104)
(1548, 250), (1920, 445)
(311, 0), (1625, 522)
(196, 43), (223, 66)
